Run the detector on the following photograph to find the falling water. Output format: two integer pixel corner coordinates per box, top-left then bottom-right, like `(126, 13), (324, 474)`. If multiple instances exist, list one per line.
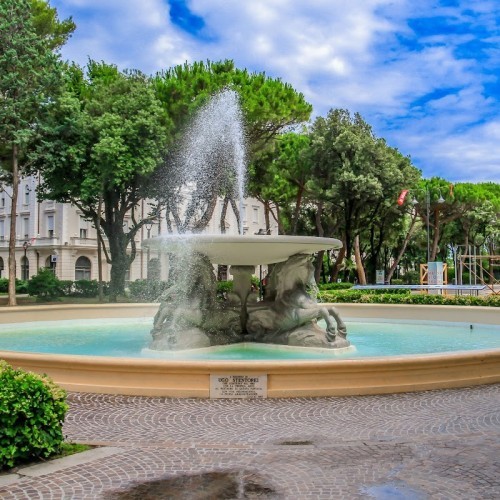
(170, 89), (247, 234)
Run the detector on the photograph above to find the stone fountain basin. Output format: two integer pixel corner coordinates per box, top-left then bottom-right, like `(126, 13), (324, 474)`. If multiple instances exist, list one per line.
(1, 304), (499, 398)
(143, 235), (342, 265)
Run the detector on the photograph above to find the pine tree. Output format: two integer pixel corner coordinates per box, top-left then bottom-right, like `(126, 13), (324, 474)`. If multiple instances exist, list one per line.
(0, 0), (62, 305)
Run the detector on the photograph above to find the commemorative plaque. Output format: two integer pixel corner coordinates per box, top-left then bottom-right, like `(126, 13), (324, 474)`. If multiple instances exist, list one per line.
(210, 374), (268, 399)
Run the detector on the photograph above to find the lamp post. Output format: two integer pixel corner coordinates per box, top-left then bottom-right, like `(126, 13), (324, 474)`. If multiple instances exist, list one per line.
(254, 228), (270, 298)
(412, 188), (445, 262)
(144, 221), (154, 279)
(22, 240), (31, 280)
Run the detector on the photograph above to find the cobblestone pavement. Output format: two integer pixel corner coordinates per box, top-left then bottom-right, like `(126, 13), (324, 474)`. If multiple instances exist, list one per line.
(1, 384), (499, 499)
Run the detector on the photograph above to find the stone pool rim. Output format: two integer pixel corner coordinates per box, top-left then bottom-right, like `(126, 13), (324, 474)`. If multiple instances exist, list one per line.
(1, 303), (499, 398)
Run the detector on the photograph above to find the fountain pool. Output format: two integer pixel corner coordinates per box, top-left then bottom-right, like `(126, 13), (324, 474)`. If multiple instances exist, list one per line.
(1, 317), (500, 359)
(1, 303), (499, 397)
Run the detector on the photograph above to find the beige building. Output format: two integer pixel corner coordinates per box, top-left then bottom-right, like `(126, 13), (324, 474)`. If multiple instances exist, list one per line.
(0, 175), (273, 283)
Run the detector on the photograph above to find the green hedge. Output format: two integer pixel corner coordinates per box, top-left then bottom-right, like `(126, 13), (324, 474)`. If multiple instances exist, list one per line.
(318, 282), (354, 290)
(0, 361), (68, 469)
(128, 279), (170, 301)
(319, 290), (500, 307)
(0, 278), (28, 294)
(26, 269), (108, 300)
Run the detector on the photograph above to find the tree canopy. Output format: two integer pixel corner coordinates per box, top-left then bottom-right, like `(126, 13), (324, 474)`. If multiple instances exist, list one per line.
(28, 61), (172, 299)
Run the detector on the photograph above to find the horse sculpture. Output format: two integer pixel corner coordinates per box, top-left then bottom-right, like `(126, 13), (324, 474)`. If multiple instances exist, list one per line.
(246, 254), (349, 348)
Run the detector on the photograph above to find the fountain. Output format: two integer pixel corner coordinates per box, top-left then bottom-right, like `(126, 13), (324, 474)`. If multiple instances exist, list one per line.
(146, 235), (349, 352)
(0, 90), (499, 397)
(145, 89), (349, 353)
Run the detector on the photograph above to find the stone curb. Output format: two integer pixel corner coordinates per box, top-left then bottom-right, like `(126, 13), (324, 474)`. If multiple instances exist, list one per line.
(0, 446), (124, 487)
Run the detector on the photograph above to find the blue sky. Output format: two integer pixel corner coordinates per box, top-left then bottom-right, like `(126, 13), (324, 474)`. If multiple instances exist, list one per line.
(51, 0), (499, 182)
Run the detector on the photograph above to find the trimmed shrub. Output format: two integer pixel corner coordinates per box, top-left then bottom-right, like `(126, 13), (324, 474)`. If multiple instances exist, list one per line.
(390, 279), (404, 285)
(73, 280), (99, 298)
(0, 361), (68, 470)
(318, 282), (354, 290)
(58, 280), (74, 297)
(319, 290), (500, 307)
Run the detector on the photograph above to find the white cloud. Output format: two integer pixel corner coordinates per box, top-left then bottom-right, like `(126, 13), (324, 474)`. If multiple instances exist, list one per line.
(51, 0), (499, 182)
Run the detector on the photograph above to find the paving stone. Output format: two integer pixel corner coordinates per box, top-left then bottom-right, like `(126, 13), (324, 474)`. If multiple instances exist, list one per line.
(0, 384), (498, 498)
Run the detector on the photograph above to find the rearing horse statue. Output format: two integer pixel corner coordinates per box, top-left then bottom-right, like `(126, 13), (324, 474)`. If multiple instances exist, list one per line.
(246, 254), (349, 348)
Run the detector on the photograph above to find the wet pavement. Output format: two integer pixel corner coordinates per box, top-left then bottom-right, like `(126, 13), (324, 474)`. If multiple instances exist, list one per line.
(1, 384), (499, 499)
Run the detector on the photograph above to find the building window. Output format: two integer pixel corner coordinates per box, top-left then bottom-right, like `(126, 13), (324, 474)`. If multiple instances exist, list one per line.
(253, 207), (259, 224)
(21, 256), (29, 280)
(47, 215), (54, 238)
(23, 217), (29, 239)
(75, 256), (91, 280)
(0, 220), (4, 240)
(45, 255), (57, 274)
(0, 257), (4, 278)
(1, 196), (5, 208)
(24, 185), (30, 205)
(79, 216), (89, 239)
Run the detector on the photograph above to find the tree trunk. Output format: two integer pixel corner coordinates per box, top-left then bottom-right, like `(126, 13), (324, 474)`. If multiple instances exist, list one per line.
(354, 234), (367, 284)
(229, 198), (241, 234)
(291, 183), (304, 235)
(220, 196), (229, 234)
(264, 200), (271, 233)
(105, 219), (130, 302)
(430, 208), (441, 261)
(330, 246), (345, 282)
(96, 194), (104, 302)
(8, 145), (19, 306)
(386, 211), (418, 282)
(314, 202), (324, 282)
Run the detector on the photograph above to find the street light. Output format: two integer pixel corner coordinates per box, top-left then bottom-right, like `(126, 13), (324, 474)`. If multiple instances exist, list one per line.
(22, 240), (31, 280)
(144, 221), (155, 279)
(412, 188), (445, 262)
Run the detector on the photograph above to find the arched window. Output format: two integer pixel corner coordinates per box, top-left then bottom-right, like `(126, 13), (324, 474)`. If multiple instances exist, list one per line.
(0, 257), (4, 278)
(75, 256), (91, 280)
(21, 256), (29, 280)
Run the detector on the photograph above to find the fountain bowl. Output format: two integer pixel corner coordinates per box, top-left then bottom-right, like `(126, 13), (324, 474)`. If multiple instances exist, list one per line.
(1, 303), (499, 398)
(143, 234), (342, 265)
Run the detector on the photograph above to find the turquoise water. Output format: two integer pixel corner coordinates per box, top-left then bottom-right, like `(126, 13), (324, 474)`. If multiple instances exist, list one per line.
(0, 317), (499, 360)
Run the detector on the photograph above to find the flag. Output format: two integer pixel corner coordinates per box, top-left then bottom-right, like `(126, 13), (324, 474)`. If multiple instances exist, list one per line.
(397, 189), (409, 206)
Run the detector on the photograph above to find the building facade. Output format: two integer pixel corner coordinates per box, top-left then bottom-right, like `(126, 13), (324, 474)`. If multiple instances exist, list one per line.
(0, 175), (273, 283)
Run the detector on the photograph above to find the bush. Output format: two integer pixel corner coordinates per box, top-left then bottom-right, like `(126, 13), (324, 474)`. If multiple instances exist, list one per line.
(27, 268), (62, 301)
(73, 280), (99, 298)
(217, 280), (234, 296)
(0, 361), (68, 470)
(128, 279), (169, 302)
(401, 271), (420, 284)
(58, 280), (74, 297)
(390, 279), (404, 285)
(0, 278), (29, 294)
